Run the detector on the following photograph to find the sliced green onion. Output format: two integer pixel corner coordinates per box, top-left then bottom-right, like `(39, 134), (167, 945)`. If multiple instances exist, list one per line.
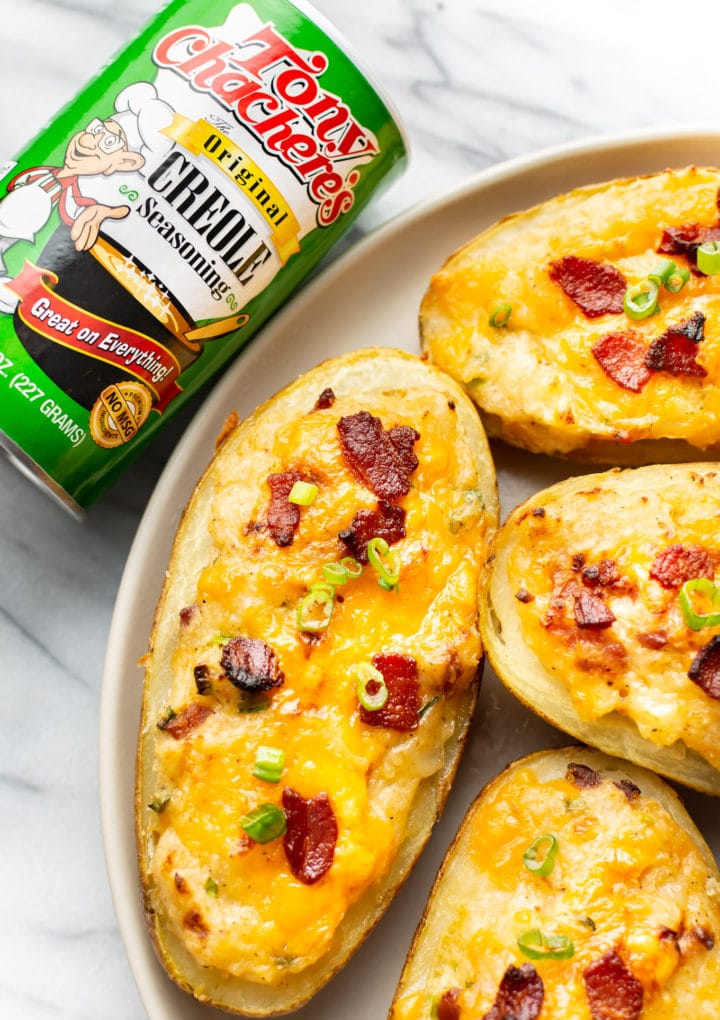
(518, 928), (575, 961)
(678, 577), (720, 631)
(697, 240), (720, 276)
(240, 803), (287, 843)
(489, 302), (512, 327)
(418, 695), (441, 719)
(354, 662), (388, 711)
(205, 877), (219, 897)
(252, 745), (286, 784)
(341, 556), (363, 578)
(367, 536), (401, 589)
(323, 561), (348, 585)
(237, 691), (270, 713)
(665, 265), (690, 293)
(523, 834), (559, 876)
(297, 583), (335, 631)
(647, 258), (676, 286)
(148, 797), (169, 813)
(288, 480), (318, 506)
(624, 280), (659, 320)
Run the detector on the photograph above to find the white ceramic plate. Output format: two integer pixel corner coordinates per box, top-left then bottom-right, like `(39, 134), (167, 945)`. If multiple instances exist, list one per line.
(101, 126), (720, 1020)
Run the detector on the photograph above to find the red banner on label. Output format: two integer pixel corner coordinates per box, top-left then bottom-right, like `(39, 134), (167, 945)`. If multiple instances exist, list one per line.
(8, 261), (183, 411)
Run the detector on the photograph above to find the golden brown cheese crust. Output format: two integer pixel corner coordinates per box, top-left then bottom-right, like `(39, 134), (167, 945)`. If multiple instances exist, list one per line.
(421, 166), (720, 464)
(482, 464), (720, 794)
(390, 748), (720, 1020)
(136, 348), (498, 1015)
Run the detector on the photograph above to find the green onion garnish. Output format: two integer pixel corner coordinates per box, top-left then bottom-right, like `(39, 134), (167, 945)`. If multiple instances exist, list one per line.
(297, 583), (335, 631)
(367, 536), (401, 589)
(624, 280), (659, 320)
(148, 797), (169, 813)
(489, 302), (512, 327)
(647, 258), (676, 286)
(205, 877), (219, 897)
(341, 556), (363, 578)
(517, 928), (575, 961)
(418, 695), (441, 719)
(678, 577), (720, 631)
(523, 834), (559, 876)
(238, 691), (270, 713)
(252, 745), (286, 784)
(323, 561), (348, 585)
(665, 266), (690, 293)
(354, 662), (388, 711)
(697, 240), (720, 276)
(240, 803), (287, 843)
(288, 480), (318, 506)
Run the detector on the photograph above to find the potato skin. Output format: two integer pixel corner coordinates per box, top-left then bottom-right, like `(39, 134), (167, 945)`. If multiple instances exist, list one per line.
(136, 348), (498, 1015)
(390, 747), (720, 1020)
(421, 166), (720, 464)
(481, 463), (720, 795)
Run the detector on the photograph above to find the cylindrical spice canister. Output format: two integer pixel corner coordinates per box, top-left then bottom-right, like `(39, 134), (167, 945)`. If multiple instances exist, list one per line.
(0, 0), (407, 514)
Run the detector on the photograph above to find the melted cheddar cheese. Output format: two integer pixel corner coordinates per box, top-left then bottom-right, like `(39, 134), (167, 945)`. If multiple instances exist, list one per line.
(421, 166), (720, 459)
(391, 752), (720, 1020)
(506, 467), (720, 774)
(146, 384), (492, 984)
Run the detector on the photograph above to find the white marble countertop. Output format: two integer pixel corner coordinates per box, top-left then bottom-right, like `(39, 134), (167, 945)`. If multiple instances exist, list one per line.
(2, 1), (720, 1018)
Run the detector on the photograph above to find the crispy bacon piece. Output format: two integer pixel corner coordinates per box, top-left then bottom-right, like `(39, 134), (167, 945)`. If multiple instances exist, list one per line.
(158, 703), (212, 740)
(182, 910), (209, 939)
(688, 636), (720, 700)
(658, 223), (720, 268)
(550, 255), (626, 318)
(582, 559), (622, 589)
(567, 761), (601, 788)
(482, 963), (544, 1020)
(645, 313), (707, 378)
(574, 589), (616, 629)
(437, 988), (461, 1020)
(314, 387), (336, 410)
(337, 411), (419, 500)
(282, 787), (337, 884)
(220, 637), (284, 693)
(338, 501), (406, 563)
(193, 664), (212, 695)
(179, 603), (199, 626)
(359, 653), (421, 731)
(636, 630), (667, 649)
(592, 332), (651, 392)
(614, 778), (641, 802)
(266, 470), (304, 547)
(649, 543), (714, 589)
(583, 949), (643, 1020)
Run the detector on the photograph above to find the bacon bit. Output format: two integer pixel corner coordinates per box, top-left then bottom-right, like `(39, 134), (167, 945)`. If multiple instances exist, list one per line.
(649, 543), (714, 589)
(574, 590), (616, 629)
(659, 926), (679, 946)
(659, 223), (720, 268)
(174, 872), (189, 894)
(550, 255), (626, 318)
(532, 506), (546, 518)
(179, 603), (199, 626)
(282, 787), (338, 885)
(337, 411), (419, 500)
(515, 588), (534, 603)
(679, 926), (715, 954)
(614, 779), (641, 802)
(215, 409), (239, 449)
(314, 387), (336, 410)
(193, 664), (212, 696)
(592, 332), (652, 392)
(437, 988), (461, 1020)
(572, 553), (586, 570)
(583, 949), (643, 1020)
(645, 313), (707, 378)
(266, 470), (304, 547)
(220, 637), (284, 693)
(158, 703), (212, 740)
(359, 653), (421, 731)
(688, 636), (720, 700)
(338, 501), (406, 563)
(567, 762), (601, 789)
(636, 630), (668, 650)
(482, 964), (544, 1020)
(582, 559), (622, 589)
(182, 910), (209, 939)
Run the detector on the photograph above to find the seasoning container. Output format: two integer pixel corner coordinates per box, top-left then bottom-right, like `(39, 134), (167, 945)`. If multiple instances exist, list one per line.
(0, 0), (407, 514)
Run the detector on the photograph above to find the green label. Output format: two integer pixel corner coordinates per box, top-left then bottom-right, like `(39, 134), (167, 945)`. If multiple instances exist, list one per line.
(0, 0), (406, 510)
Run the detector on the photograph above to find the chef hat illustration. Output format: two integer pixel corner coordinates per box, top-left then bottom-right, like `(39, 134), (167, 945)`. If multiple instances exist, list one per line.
(111, 82), (175, 170)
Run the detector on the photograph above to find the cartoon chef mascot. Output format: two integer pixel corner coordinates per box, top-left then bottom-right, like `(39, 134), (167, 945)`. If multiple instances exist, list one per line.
(0, 83), (173, 312)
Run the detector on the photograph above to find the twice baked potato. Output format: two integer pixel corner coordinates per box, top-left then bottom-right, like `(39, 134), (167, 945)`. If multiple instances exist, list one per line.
(421, 166), (720, 464)
(481, 463), (720, 795)
(390, 746), (720, 1020)
(136, 347), (498, 1014)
